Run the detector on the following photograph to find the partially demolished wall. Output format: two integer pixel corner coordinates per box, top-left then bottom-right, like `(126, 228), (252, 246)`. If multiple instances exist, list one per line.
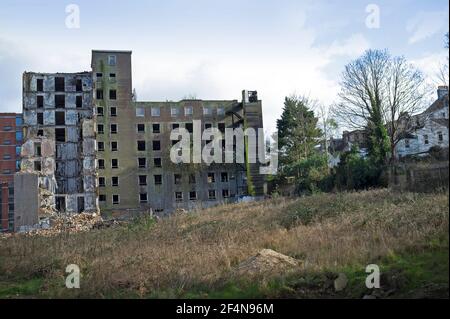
(19, 72), (98, 216)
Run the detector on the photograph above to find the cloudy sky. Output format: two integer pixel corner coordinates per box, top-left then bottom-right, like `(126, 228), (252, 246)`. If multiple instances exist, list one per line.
(0, 0), (448, 133)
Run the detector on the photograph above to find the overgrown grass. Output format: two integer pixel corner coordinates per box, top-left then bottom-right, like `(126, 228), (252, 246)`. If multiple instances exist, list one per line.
(0, 189), (448, 298)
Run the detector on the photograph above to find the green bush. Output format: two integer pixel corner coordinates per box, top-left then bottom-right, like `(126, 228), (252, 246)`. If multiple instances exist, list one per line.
(335, 147), (383, 190)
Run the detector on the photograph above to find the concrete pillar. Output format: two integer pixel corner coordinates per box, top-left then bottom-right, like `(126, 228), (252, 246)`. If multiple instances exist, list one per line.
(14, 173), (39, 232)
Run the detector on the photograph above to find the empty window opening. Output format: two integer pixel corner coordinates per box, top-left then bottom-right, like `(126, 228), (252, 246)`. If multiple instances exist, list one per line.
(55, 128), (65, 142)
(34, 161), (42, 172)
(109, 90), (117, 100)
(207, 173), (215, 183)
(76, 79), (83, 92)
(139, 175), (147, 186)
(154, 175), (162, 185)
(138, 158), (146, 168)
(112, 195), (120, 205)
(37, 112), (44, 125)
(140, 193), (148, 203)
(37, 96), (44, 108)
(137, 140), (146, 151)
(152, 123), (160, 133)
(55, 112), (65, 125)
(37, 79), (44, 92)
(175, 192), (183, 202)
(34, 143), (42, 156)
(189, 191), (197, 200)
(98, 177), (106, 187)
(174, 174), (182, 185)
(97, 141), (105, 151)
(55, 95), (65, 108)
(153, 140), (161, 151)
(186, 123), (193, 133)
(55, 197), (66, 212)
(153, 158), (162, 168)
(77, 197), (85, 213)
(112, 177), (119, 187)
(221, 172), (229, 182)
(55, 77), (65, 92)
(98, 159), (105, 169)
(97, 124), (104, 134)
(112, 159), (119, 169)
(99, 194), (106, 202)
(137, 124), (145, 132)
(110, 107), (117, 117)
(96, 89), (104, 100)
(111, 124), (118, 134)
(76, 95), (82, 108)
(111, 141), (118, 151)
(222, 189), (230, 198)
(208, 190), (216, 200)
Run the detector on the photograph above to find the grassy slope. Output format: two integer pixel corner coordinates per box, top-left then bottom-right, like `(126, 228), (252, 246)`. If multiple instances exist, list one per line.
(0, 189), (448, 299)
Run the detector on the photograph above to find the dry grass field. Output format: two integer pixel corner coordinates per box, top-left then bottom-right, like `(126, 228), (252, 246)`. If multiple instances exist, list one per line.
(0, 189), (448, 298)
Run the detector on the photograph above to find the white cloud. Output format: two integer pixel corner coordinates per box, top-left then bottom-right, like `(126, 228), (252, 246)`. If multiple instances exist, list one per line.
(325, 33), (370, 58)
(410, 50), (449, 87)
(407, 10), (449, 44)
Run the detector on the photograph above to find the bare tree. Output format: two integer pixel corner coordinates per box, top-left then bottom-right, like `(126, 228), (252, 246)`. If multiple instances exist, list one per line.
(333, 49), (390, 130)
(385, 56), (428, 161)
(334, 49), (427, 163)
(316, 103), (338, 165)
(436, 32), (449, 86)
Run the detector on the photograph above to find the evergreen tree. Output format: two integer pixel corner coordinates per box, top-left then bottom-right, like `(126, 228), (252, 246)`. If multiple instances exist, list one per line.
(276, 95), (322, 166)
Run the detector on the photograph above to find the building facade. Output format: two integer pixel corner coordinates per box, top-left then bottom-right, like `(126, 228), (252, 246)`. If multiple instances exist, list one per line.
(395, 86), (449, 158)
(0, 113), (22, 232)
(20, 71), (97, 221)
(16, 50), (266, 224)
(91, 50), (265, 217)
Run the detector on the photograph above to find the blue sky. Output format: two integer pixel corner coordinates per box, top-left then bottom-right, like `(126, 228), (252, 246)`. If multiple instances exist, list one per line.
(0, 0), (448, 133)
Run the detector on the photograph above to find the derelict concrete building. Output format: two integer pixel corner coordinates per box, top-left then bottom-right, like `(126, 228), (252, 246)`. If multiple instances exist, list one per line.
(19, 72), (98, 219)
(15, 50), (266, 223)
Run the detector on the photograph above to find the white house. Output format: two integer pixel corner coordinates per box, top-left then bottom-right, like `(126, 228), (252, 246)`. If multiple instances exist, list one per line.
(396, 86), (449, 158)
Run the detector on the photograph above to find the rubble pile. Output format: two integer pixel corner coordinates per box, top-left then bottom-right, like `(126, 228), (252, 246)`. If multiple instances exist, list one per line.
(23, 213), (120, 237)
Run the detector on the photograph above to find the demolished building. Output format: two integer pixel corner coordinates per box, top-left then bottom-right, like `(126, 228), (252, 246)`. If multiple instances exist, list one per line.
(14, 50), (267, 230)
(15, 72), (98, 228)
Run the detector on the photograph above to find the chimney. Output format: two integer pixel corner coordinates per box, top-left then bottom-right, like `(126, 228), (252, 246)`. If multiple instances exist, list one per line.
(437, 85), (449, 99)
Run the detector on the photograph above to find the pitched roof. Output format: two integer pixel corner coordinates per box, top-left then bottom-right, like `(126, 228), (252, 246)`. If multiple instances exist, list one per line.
(431, 118), (449, 128)
(423, 94), (449, 115)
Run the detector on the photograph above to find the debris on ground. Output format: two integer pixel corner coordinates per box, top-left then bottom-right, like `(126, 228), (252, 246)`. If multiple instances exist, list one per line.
(0, 213), (123, 238)
(234, 249), (302, 277)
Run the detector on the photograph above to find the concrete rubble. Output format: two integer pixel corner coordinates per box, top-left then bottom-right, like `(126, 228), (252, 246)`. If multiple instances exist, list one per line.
(234, 249), (302, 277)
(1, 213), (122, 238)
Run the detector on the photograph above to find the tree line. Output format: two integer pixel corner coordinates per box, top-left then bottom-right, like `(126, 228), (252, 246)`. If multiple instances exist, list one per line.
(271, 34), (448, 195)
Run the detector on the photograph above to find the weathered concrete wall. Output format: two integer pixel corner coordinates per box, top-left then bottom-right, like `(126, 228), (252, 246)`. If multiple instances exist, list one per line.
(22, 71), (98, 214)
(14, 173), (39, 231)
